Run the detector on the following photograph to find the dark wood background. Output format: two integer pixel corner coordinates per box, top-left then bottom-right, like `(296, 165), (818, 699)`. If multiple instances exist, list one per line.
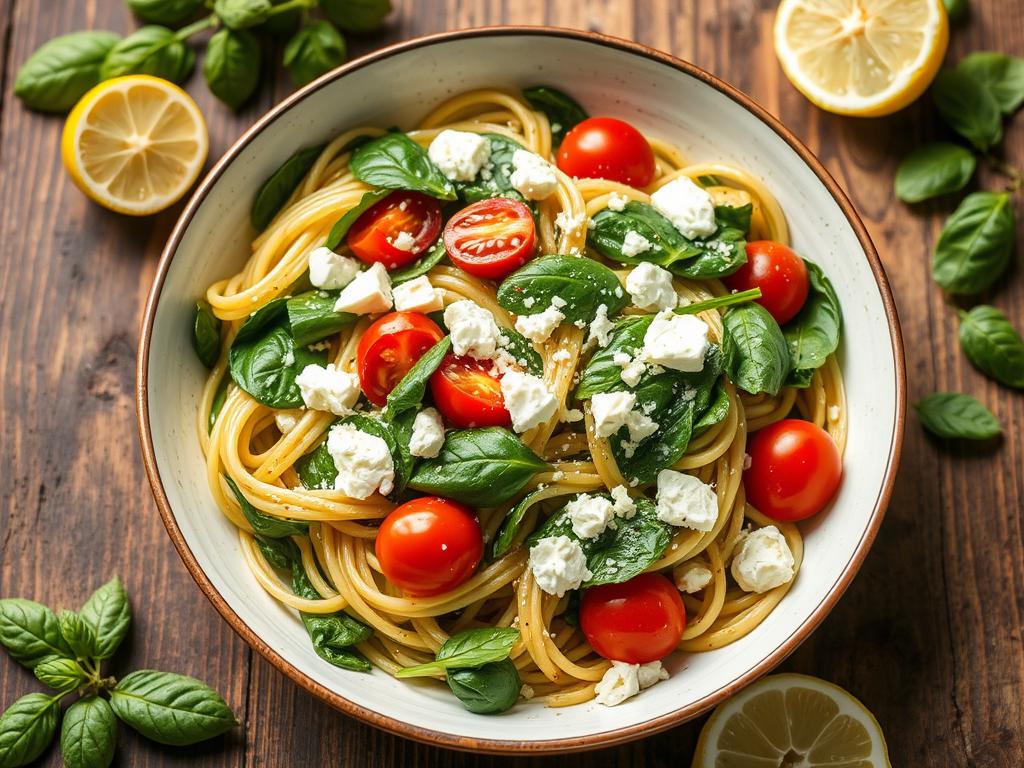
(1, 1), (1022, 765)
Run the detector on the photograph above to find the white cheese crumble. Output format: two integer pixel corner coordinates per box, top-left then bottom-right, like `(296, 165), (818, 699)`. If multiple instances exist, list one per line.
(620, 230), (653, 259)
(390, 231), (417, 251)
(334, 262), (393, 314)
(308, 246), (360, 290)
(626, 262), (677, 312)
(642, 311), (709, 372)
(515, 304), (565, 343)
(408, 407), (445, 458)
(554, 210), (587, 235)
(295, 363), (360, 416)
(564, 494), (616, 539)
(590, 391), (659, 443)
(510, 149), (558, 200)
(609, 485), (636, 519)
(552, 348), (572, 363)
(275, 410), (301, 435)
(731, 526), (795, 593)
(676, 562), (713, 593)
(586, 303), (615, 348)
(594, 661), (668, 706)
(392, 275), (443, 314)
(655, 469), (718, 531)
(443, 300), (501, 359)
(650, 176), (717, 239)
(499, 370), (559, 433)
(562, 408), (584, 423)
(529, 535), (592, 596)
(326, 422), (395, 499)
(607, 192), (629, 211)
(612, 351), (646, 388)
(427, 129), (490, 181)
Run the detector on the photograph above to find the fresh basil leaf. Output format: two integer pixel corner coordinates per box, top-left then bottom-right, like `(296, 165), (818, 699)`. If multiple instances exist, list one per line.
(957, 305), (1024, 388)
(61, 697), (117, 768)
(192, 301), (221, 369)
(295, 442), (336, 490)
(497, 328), (544, 377)
(100, 26), (195, 83)
(203, 28), (260, 109)
(523, 86), (587, 146)
(894, 143), (977, 203)
(321, 0), (392, 32)
(497, 254), (628, 324)
(111, 670), (238, 746)
(257, 0), (302, 36)
(783, 260), (841, 387)
(214, 0), (272, 29)
(958, 52), (1024, 114)
(697, 174), (720, 187)
(350, 133), (456, 201)
(582, 498), (672, 586)
(713, 204), (753, 234)
(57, 611), (98, 660)
(575, 315), (652, 399)
(723, 303), (790, 396)
(33, 656), (87, 693)
(283, 20), (346, 87)
(126, 0), (204, 25)
(208, 376), (229, 433)
(455, 134), (526, 203)
(78, 576), (131, 660)
(324, 189), (390, 250)
(225, 475), (307, 538)
(943, 0), (968, 22)
(384, 336), (451, 420)
(446, 659), (520, 715)
(286, 290), (356, 346)
(235, 297), (289, 344)
(0, 692), (60, 767)
(932, 191), (1015, 294)
(291, 561), (373, 672)
(932, 68), (1002, 151)
(0, 599), (73, 669)
(390, 239), (447, 285)
(255, 535), (301, 570)
(396, 628), (519, 678)
(251, 145), (325, 231)
(915, 392), (1001, 440)
(14, 31), (121, 112)
(491, 487), (551, 559)
(694, 381), (730, 432)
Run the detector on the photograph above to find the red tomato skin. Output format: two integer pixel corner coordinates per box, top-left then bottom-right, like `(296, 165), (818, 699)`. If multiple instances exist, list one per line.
(347, 191), (442, 269)
(579, 573), (686, 664)
(744, 419), (842, 522)
(723, 241), (810, 326)
(356, 312), (444, 406)
(443, 198), (537, 280)
(556, 117), (656, 188)
(429, 354), (511, 429)
(375, 497), (483, 597)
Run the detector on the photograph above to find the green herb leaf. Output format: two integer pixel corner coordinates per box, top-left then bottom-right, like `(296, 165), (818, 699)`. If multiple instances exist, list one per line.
(894, 143), (977, 203)
(290, 559), (373, 672)
(694, 381), (730, 432)
(384, 336), (451, 420)
(14, 31), (121, 112)
(446, 659), (520, 715)
(57, 611), (98, 660)
(0, 693), (60, 768)
(0, 599), (73, 669)
(349, 133), (457, 201)
(126, 0), (205, 25)
(214, 0), (272, 29)
(390, 239), (447, 285)
(914, 392), (1001, 440)
(295, 442), (336, 490)
(575, 315), (651, 399)
(251, 145), (325, 232)
(208, 376), (230, 433)
(343, 413), (412, 494)
(491, 487), (553, 559)
(258, 0), (303, 36)
(957, 305), (1024, 388)
(78, 577), (131, 661)
(61, 697), (117, 768)
(33, 656), (87, 693)
(192, 301), (221, 369)
(932, 191), (1015, 294)
(783, 260), (842, 387)
(452, 133), (526, 203)
(958, 51), (1024, 115)
(110, 670), (238, 746)
(254, 535), (301, 570)
(932, 68), (1002, 151)
(321, 0), (392, 32)
(225, 475), (307, 538)
(497, 328), (544, 377)
(942, 0), (968, 22)
(100, 25), (195, 83)
(523, 86), (587, 146)
(324, 189), (390, 250)
(497, 254), (628, 324)
(283, 20), (346, 87)
(723, 303), (790, 396)
(396, 628), (520, 678)
(203, 28), (260, 109)
(286, 290), (356, 347)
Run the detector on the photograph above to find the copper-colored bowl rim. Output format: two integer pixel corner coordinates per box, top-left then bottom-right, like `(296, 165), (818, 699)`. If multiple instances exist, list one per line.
(136, 25), (907, 755)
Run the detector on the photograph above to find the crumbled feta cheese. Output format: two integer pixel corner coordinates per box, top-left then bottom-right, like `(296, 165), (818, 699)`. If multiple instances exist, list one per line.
(552, 349), (572, 363)
(610, 485), (636, 519)
(529, 535), (592, 596)
(500, 370), (558, 433)
(621, 230), (653, 259)
(275, 410), (301, 435)
(676, 562), (713, 593)
(829, 404), (841, 421)
(326, 422), (395, 499)
(308, 246), (360, 290)
(392, 275), (443, 313)
(408, 407), (445, 458)
(515, 304), (564, 343)
(295, 363), (360, 416)
(607, 192), (629, 211)
(520, 684), (534, 700)
(444, 300), (501, 359)
(655, 469), (718, 531)
(562, 408), (584, 423)
(650, 176), (717, 239)
(590, 391), (659, 443)
(334, 263), (392, 314)
(555, 210), (587, 234)
(390, 231), (417, 251)
(522, 295), (535, 309)
(510, 149), (558, 200)
(642, 311), (709, 372)
(626, 263), (677, 312)
(564, 494), (615, 539)
(550, 296), (567, 309)
(427, 129), (490, 181)
(613, 351), (646, 388)
(594, 662), (638, 706)
(587, 303), (615, 348)
(731, 526), (795, 593)
(638, 661), (669, 690)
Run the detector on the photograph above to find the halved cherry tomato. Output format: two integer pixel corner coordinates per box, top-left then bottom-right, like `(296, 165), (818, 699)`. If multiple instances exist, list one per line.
(357, 312), (443, 406)
(723, 241), (809, 326)
(375, 496), (483, 597)
(347, 191), (442, 269)
(429, 354), (510, 428)
(744, 419), (842, 522)
(580, 573), (685, 664)
(443, 198), (536, 280)
(557, 117), (656, 188)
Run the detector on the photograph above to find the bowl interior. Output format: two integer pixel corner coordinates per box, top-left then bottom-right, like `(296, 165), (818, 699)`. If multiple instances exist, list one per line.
(142, 30), (901, 750)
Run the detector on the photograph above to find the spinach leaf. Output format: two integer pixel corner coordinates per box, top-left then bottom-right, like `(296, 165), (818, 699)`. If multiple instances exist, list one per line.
(694, 381), (730, 432)
(723, 303), (790, 396)
(292, 563), (372, 672)
(208, 376), (229, 433)
(78, 576), (131, 660)
(958, 52), (1024, 115)
(203, 28), (261, 109)
(894, 143), (977, 203)
(296, 415), (411, 495)
(492, 487), (550, 559)
(225, 476), (307, 538)
(932, 68), (1003, 151)
(582, 498), (672, 586)
(395, 628), (519, 678)
(100, 26), (195, 83)
(350, 133), (456, 200)
(214, 0), (272, 29)
(283, 20), (346, 87)
(0, 599), (73, 669)
(390, 239), (447, 285)
(192, 301), (221, 369)
(324, 189), (390, 250)
(60, 696), (117, 768)
(455, 134), (526, 203)
(110, 671), (238, 745)
(446, 659), (520, 715)
(523, 86), (587, 146)
(497, 328), (544, 377)
(321, 0), (392, 32)
(126, 0), (203, 25)
(408, 428), (548, 506)
(251, 144), (325, 232)
(295, 441), (337, 490)
(957, 305), (1024, 388)
(915, 392), (1001, 440)
(575, 315), (652, 399)
(14, 31), (121, 112)
(286, 290), (356, 346)
(0, 692), (60, 767)
(933, 191), (1015, 294)
(496, 254), (627, 323)
(33, 656), (86, 693)
(255, 535), (301, 570)
(783, 260), (841, 387)
(384, 336), (452, 420)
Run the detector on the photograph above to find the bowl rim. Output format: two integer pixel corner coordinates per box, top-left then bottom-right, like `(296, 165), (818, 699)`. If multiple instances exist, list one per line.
(136, 24), (907, 755)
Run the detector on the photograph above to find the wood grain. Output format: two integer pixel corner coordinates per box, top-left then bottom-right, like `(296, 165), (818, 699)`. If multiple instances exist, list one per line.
(1, 1), (1022, 765)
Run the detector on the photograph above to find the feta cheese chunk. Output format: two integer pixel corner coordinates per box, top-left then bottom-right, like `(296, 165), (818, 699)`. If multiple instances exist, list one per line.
(499, 370), (558, 433)
(275, 410), (302, 435)
(590, 391), (659, 442)
(594, 662), (639, 706)
(731, 526), (795, 593)
(308, 246), (360, 290)
(408, 407), (445, 458)
(607, 191), (629, 211)
(326, 422), (395, 499)
(564, 494), (616, 539)
(621, 230), (653, 259)
(586, 303), (615, 348)
(334, 262), (392, 314)
(510, 149), (558, 200)
(609, 485), (637, 519)
(613, 351), (646, 388)
(515, 304), (565, 343)
(650, 176), (717, 239)
(626, 262), (677, 312)
(390, 231), (417, 251)
(529, 535), (592, 596)
(443, 300), (501, 359)
(656, 469), (718, 531)
(555, 210), (587, 235)
(392, 275), (443, 313)
(295, 363), (360, 416)
(637, 661), (669, 689)
(676, 562), (713, 593)
(642, 311), (709, 372)
(427, 129), (490, 181)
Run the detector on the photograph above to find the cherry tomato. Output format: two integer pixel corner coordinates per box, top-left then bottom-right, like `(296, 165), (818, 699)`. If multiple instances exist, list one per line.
(579, 573), (685, 664)
(347, 191), (442, 269)
(723, 241), (810, 326)
(356, 312), (444, 406)
(375, 496), (483, 597)
(556, 117), (656, 188)
(443, 198), (536, 280)
(744, 419), (842, 522)
(429, 354), (510, 429)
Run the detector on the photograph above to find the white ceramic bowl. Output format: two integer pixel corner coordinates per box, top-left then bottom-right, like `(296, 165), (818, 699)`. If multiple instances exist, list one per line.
(138, 27), (906, 753)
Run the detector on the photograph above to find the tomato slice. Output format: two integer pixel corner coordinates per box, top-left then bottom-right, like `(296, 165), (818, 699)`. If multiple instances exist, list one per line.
(347, 191), (442, 269)
(429, 354), (510, 428)
(723, 241), (810, 325)
(556, 117), (656, 188)
(357, 312), (444, 406)
(443, 198), (536, 280)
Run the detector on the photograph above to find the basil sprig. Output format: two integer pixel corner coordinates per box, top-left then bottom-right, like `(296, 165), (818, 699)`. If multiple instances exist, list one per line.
(915, 393), (1002, 440)
(283, 19), (346, 87)
(203, 28), (261, 109)
(100, 25), (196, 83)
(350, 133), (457, 201)
(783, 260), (842, 387)
(396, 628), (520, 678)
(497, 254), (628, 324)
(60, 697), (117, 768)
(958, 52), (1024, 115)
(957, 305), (1024, 389)
(722, 303), (789, 396)
(932, 191), (1015, 295)
(13, 31), (121, 112)
(126, 0), (204, 25)
(894, 143), (977, 203)
(523, 85), (588, 146)
(932, 68), (1003, 151)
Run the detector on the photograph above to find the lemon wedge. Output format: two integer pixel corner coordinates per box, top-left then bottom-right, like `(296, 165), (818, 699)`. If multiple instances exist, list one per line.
(62, 75), (208, 216)
(774, 0), (948, 117)
(693, 673), (891, 767)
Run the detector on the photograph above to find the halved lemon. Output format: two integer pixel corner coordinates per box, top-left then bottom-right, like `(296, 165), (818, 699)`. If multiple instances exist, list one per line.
(62, 75), (208, 216)
(693, 673), (891, 767)
(774, 0), (948, 117)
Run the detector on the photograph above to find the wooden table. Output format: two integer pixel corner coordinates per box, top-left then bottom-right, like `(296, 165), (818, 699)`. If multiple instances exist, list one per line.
(1, 1), (1021, 765)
